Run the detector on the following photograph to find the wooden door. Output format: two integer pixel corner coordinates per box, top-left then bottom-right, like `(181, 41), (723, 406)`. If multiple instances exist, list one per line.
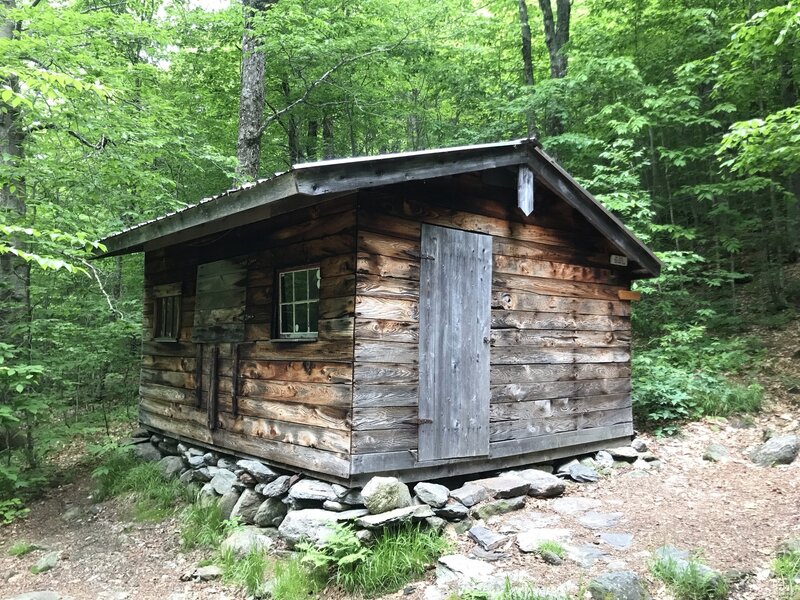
(418, 224), (492, 461)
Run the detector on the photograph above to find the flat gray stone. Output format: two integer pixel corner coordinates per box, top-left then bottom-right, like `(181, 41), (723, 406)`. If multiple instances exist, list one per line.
(414, 482), (450, 508)
(595, 451), (614, 468)
(557, 458), (580, 475)
(749, 435), (798, 466)
(470, 475), (530, 499)
(468, 526), (508, 551)
(31, 551), (60, 574)
(254, 498), (287, 527)
(322, 500), (353, 512)
(236, 459), (278, 483)
(578, 511), (624, 530)
(131, 443), (161, 462)
(256, 475), (291, 498)
(569, 464), (599, 483)
(231, 489), (262, 524)
(470, 496), (525, 520)
(356, 504), (433, 529)
(220, 526), (274, 556)
(288, 478), (338, 503)
(434, 501), (469, 521)
(436, 554), (495, 585)
(8, 593), (67, 600)
(607, 446), (640, 461)
(187, 455), (205, 468)
(209, 469), (237, 495)
(565, 543), (608, 568)
(507, 469), (565, 498)
(589, 571), (651, 600)
(217, 458), (237, 471)
(361, 476), (412, 514)
(194, 565), (223, 581)
(156, 456), (185, 479)
(517, 528), (572, 552)
(551, 497), (602, 515)
(599, 532), (634, 550)
(450, 483), (490, 508)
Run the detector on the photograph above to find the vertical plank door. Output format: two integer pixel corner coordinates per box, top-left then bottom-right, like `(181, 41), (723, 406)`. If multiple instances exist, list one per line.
(418, 224), (492, 461)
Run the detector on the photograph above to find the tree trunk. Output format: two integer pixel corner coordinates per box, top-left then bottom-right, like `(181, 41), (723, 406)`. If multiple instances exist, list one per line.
(236, 0), (276, 181)
(322, 115), (334, 159)
(306, 120), (318, 161)
(537, 0), (571, 136)
(517, 0), (537, 137)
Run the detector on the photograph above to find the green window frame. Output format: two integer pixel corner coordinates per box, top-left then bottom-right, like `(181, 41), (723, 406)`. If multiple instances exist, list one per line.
(277, 266), (320, 340)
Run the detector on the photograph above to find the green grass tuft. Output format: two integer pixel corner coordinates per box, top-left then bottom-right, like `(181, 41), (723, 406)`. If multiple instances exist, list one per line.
(219, 546), (271, 596)
(180, 500), (238, 550)
(650, 554), (729, 600)
(7, 541), (38, 557)
(272, 556), (326, 600)
(773, 550), (800, 600)
(536, 540), (565, 558)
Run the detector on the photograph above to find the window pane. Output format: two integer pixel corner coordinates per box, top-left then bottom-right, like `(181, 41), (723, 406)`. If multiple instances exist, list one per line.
(281, 304), (293, 334)
(308, 300), (318, 333)
(280, 272), (294, 303)
(309, 268), (320, 300)
(294, 270), (309, 301)
(295, 303), (309, 333)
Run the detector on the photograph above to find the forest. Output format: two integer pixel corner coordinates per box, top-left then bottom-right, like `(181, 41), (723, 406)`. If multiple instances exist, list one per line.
(0, 0), (798, 527)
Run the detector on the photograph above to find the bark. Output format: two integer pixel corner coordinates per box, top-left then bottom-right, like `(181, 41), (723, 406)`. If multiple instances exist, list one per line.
(537, 0), (571, 136)
(322, 114), (334, 159)
(517, 0), (537, 136)
(306, 119), (318, 161)
(236, 0), (276, 181)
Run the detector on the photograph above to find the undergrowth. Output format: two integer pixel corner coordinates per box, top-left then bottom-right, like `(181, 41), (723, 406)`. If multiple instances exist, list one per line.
(7, 541), (38, 557)
(219, 546), (272, 597)
(774, 550), (800, 600)
(271, 556), (325, 600)
(650, 553), (729, 600)
(91, 446), (191, 520)
(451, 579), (570, 600)
(181, 500), (239, 550)
(536, 540), (565, 558)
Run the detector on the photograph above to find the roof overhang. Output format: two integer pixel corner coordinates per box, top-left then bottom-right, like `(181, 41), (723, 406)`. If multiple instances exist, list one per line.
(97, 138), (662, 278)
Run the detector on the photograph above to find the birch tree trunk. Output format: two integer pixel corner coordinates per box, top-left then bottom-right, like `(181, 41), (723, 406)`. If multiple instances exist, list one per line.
(236, 0), (276, 181)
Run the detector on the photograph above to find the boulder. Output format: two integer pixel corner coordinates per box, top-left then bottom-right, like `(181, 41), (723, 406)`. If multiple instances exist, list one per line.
(254, 498), (287, 527)
(194, 565), (223, 581)
(31, 551), (60, 574)
(630, 438), (648, 453)
(256, 475), (291, 498)
(449, 483), (490, 508)
(332, 484), (364, 505)
(471, 475), (530, 499)
(414, 482), (450, 508)
(288, 478), (338, 503)
(606, 446), (640, 461)
(588, 571), (650, 599)
(749, 435), (799, 466)
(436, 555), (495, 585)
(231, 489), (262, 524)
(434, 501), (469, 521)
(556, 459), (580, 476)
(187, 455), (205, 468)
(594, 451), (615, 469)
(508, 469), (565, 498)
(236, 459), (278, 483)
(470, 496), (525, 520)
(278, 508), (365, 547)
(210, 469), (237, 495)
(218, 489), (241, 520)
(468, 526), (508, 551)
(569, 464), (599, 483)
(156, 456), (185, 480)
(361, 476), (412, 514)
(220, 526), (274, 556)
(653, 546), (724, 590)
(131, 443), (161, 462)
(356, 505), (433, 529)
(217, 458), (237, 472)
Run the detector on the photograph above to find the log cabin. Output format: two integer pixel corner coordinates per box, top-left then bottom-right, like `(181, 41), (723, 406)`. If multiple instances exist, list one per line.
(98, 138), (661, 486)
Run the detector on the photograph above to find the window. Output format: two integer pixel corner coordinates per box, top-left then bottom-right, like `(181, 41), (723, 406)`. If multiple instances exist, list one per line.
(153, 283), (181, 342)
(277, 267), (320, 339)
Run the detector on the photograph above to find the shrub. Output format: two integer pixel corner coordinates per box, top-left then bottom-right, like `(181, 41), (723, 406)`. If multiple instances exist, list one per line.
(650, 554), (729, 600)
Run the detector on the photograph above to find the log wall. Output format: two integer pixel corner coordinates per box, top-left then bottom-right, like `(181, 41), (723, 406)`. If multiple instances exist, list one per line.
(351, 174), (635, 478)
(139, 196), (358, 481)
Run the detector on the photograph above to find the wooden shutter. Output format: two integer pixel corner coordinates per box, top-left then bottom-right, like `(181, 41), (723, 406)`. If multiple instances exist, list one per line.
(418, 224), (491, 461)
(192, 258), (247, 343)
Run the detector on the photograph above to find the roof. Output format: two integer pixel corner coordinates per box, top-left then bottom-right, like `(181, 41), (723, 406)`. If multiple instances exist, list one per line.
(97, 138), (661, 277)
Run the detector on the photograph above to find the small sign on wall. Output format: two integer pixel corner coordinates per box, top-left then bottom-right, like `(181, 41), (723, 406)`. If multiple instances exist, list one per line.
(610, 254), (629, 267)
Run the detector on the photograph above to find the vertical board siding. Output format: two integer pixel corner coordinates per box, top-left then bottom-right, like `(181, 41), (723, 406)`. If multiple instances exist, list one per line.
(140, 199), (357, 480)
(351, 177), (634, 474)
(418, 224), (491, 461)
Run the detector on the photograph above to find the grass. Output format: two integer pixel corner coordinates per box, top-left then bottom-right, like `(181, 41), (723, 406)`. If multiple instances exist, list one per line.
(536, 540), (565, 559)
(650, 553), (729, 600)
(448, 580), (569, 600)
(696, 383), (763, 418)
(272, 556), (326, 600)
(180, 500), (238, 550)
(219, 546), (272, 597)
(7, 541), (38, 557)
(774, 550), (800, 599)
(91, 448), (192, 521)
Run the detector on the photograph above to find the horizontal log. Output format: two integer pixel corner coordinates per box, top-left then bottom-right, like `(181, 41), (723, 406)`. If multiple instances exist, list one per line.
(354, 319), (419, 343)
(490, 363), (631, 385)
(352, 406), (417, 430)
(490, 407), (632, 442)
(355, 274), (418, 299)
(351, 428), (417, 454)
(491, 378), (631, 403)
(218, 396), (351, 431)
(239, 339), (353, 361)
(492, 310), (630, 332)
(493, 255), (624, 285)
(490, 329), (630, 348)
(141, 368), (195, 389)
(141, 355), (196, 372)
(238, 360), (353, 384)
(489, 393), (631, 421)
(140, 382), (196, 405)
(353, 384), (418, 407)
(353, 362), (418, 384)
(357, 231), (419, 261)
(491, 291), (630, 317)
(493, 273), (626, 301)
(491, 346), (630, 365)
(239, 379), (351, 407)
(355, 340), (418, 364)
(492, 237), (621, 271)
(355, 296), (418, 321)
(356, 253), (419, 280)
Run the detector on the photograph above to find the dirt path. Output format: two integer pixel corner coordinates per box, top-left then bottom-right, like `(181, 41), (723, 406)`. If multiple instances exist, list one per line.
(1, 326), (798, 600)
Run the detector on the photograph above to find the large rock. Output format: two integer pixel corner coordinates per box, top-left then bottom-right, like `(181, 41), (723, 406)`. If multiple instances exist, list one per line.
(569, 464), (599, 483)
(749, 435), (799, 466)
(256, 475), (291, 498)
(356, 505), (433, 529)
(254, 498), (288, 527)
(288, 478), (337, 503)
(436, 555), (495, 585)
(551, 497), (601, 515)
(414, 482), (450, 508)
(361, 476), (412, 514)
(468, 526), (508, 551)
(508, 469), (565, 498)
(278, 508), (366, 547)
(209, 469), (237, 495)
(236, 459), (278, 483)
(230, 489), (262, 524)
(218, 489), (241, 520)
(131, 442), (161, 462)
(470, 475), (530, 499)
(156, 456), (184, 479)
(607, 446), (640, 461)
(470, 496), (525, 520)
(220, 526), (274, 556)
(435, 501), (469, 521)
(578, 511), (624, 530)
(31, 551), (60, 574)
(449, 483), (490, 508)
(703, 443), (728, 463)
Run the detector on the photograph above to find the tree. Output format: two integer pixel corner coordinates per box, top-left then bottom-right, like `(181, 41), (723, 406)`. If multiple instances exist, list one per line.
(517, 0), (537, 136)
(537, 0), (570, 136)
